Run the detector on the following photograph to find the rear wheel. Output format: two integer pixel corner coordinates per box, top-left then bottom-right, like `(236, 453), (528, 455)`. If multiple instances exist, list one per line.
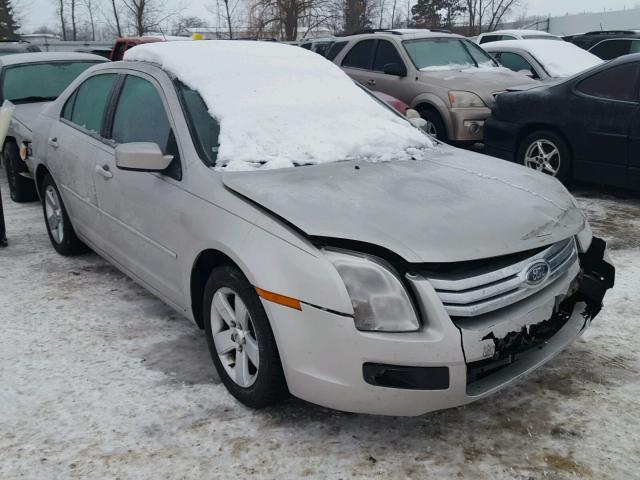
(518, 130), (571, 183)
(203, 265), (289, 409)
(3, 142), (37, 202)
(41, 173), (86, 256)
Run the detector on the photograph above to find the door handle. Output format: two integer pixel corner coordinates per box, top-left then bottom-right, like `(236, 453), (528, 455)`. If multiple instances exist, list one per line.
(366, 79), (376, 86)
(95, 165), (113, 180)
(48, 137), (59, 148)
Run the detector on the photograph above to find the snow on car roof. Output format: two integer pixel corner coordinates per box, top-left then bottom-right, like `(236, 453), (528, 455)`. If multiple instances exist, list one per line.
(484, 39), (603, 77)
(124, 40), (433, 171)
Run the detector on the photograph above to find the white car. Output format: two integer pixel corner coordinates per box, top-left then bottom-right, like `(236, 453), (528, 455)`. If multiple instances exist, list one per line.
(483, 40), (604, 80)
(30, 41), (614, 416)
(476, 29), (562, 45)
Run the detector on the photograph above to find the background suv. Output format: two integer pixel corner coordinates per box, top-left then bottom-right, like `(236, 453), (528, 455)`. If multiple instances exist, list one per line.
(331, 29), (535, 143)
(570, 30), (640, 60)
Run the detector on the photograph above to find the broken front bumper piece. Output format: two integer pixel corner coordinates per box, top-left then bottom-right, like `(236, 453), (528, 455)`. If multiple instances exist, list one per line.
(461, 236), (615, 392)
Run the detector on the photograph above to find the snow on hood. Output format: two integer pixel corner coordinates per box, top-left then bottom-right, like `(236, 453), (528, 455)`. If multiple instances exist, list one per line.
(124, 41), (433, 171)
(485, 40), (603, 78)
(420, 62), (512, 74)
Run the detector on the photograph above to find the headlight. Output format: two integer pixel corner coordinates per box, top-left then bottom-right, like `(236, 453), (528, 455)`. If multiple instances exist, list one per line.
(448, 91), (486, 108)
(324, 249), (420, 332)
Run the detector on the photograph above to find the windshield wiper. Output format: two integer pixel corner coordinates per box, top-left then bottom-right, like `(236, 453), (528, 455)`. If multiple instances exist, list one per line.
(9, 96), (57, 104)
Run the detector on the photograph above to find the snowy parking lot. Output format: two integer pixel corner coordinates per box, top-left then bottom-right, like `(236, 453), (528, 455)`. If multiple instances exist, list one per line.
(1, 173), (639, 479)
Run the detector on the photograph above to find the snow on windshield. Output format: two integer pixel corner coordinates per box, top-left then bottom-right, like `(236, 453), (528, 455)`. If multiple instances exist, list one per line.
(125, 41), (433, 171)
(487, 40), (603, 77)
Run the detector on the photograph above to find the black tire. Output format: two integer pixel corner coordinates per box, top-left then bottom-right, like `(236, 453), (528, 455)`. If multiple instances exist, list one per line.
(41, 173), (87, 256)
(203, 265), (289, 409)
(517, 130), (572, 184)
(3, 142), (37, 202)
(418, 107), (448, 142)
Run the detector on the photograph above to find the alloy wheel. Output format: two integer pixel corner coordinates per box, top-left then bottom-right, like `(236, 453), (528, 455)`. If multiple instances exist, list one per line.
(423, 120), (438, 138)
(44, 185), (64, 244)
(210, 287), (259, 388)
(524, 139), (561, 176)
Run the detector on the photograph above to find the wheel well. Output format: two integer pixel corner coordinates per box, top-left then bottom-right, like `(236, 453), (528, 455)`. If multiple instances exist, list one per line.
(414, 103), (448, 136)
(34, 164), (51, 198)
(516, 124), (573, 160)
(190, 249), (239, 329)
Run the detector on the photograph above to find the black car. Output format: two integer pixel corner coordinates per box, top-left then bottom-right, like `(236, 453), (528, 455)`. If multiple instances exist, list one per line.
(570, 30), (640, 60)
(484, 54), (640, 190)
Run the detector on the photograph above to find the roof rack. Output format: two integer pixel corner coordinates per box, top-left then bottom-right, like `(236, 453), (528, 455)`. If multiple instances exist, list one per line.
(584, 30), (639, 35)
(336, 28), (450, 37)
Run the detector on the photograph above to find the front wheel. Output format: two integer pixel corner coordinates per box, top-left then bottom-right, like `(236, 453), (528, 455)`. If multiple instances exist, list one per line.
(203, 265), (289, 409)
(41, 173), (86, 256)
(518, 131), (571, 183)
(418, 108), (448, 142)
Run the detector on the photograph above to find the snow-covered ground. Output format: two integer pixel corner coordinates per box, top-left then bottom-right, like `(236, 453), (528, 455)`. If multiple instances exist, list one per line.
(1, 174), (638, 479)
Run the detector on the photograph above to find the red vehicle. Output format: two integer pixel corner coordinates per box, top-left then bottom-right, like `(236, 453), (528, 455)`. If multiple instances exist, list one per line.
(110, 37), (163, 61)
(371, 90), (408, 115)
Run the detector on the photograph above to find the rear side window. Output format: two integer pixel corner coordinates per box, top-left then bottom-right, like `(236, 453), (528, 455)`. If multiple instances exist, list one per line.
(373, 40), (404, 72)
(342, 40), (376, 69)
(631, 40), (640, 54)
(326, 41), (347, 61)
(577, 63), (640, 101)
(64, 73), (117, 134)
(480, 35), (513, 44)
(590, 39), (631, 60)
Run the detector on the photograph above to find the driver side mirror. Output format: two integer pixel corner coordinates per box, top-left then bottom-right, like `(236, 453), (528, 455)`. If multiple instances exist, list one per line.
(383, 62), (407, 77)
(115, 142), (173, 172)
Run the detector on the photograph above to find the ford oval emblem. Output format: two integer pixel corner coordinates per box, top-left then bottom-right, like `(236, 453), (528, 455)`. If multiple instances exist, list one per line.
(525, 261), (550, 286)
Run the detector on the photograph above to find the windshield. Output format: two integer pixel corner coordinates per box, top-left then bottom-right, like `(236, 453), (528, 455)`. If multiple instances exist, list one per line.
(2, 61), (102, 104)
(403, 38), (497, 70)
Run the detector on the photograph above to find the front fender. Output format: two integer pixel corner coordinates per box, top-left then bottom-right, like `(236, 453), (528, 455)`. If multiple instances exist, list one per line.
(409, 93), (452, 137)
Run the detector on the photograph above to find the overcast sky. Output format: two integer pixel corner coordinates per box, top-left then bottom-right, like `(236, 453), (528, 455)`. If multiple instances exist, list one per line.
(16, 0), (640, 33)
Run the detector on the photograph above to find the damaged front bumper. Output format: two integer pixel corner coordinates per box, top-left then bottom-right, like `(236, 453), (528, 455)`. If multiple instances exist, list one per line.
(262, 237), (614, 416)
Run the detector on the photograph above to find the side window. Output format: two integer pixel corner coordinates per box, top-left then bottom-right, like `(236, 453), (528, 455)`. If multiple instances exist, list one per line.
(498, 52), (538, 78)
(373, 40), (404, 72)
(590, 39), (631, 60)
(111, 75), (181, 178)
(577, 63), (640, 101)
(342, 39), (376, 69)
(326, 41), (347, 61)
(66, 73), (117, 134)
(630, 40), (640, 54)
(480, 35), (500, 44)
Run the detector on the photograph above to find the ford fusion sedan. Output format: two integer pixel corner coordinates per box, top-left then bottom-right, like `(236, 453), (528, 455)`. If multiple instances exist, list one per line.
(31, 41), (614, 416)
(1, 52), (107, 202)
(330, 29), (536, 143)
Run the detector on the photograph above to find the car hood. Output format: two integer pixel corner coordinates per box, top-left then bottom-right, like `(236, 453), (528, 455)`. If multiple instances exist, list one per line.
(418, 68), (537, 103)
(222, 147), (587, 264)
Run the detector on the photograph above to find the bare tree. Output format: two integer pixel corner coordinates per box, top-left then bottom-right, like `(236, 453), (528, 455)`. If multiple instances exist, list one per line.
(54, 0), (66, 39)
(110, 0), (123, 36)
(82, 0), (99, 40)
(70, 0), (78, 40)
(484, 0), (518, 31)
(170, 14), (206, 36)
(121, 0), (181, 36)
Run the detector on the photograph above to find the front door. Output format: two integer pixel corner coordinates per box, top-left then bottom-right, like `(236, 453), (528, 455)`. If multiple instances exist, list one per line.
(92, 73), (186, 308)
(570, 62), (640, 186)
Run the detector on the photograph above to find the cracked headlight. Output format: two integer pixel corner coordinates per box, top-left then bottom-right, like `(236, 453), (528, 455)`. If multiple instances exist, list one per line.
(448, 90), (486, 108)
(324, 249), (420, 332)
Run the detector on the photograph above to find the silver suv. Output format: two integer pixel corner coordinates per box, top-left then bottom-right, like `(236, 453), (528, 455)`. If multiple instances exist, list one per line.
(330, 29), (536, 142)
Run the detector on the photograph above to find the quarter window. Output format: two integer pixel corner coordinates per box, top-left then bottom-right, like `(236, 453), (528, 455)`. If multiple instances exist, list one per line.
(342, 40), (376, 69)
(373, 40), (404, 72)
(326, 41), (347, 61)
(577, 63), (640, 101)
(64, 73), (117, 134)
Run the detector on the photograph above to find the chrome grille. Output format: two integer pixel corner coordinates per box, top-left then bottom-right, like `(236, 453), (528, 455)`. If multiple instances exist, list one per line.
(422, 239), (579, 317)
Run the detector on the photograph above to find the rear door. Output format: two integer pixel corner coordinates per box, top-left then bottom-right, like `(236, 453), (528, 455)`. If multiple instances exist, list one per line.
(46, 72), (119, 242)
(570, 62), (640, 186)
(340, 39), (376, 86)
(92, 72), (186, 308)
